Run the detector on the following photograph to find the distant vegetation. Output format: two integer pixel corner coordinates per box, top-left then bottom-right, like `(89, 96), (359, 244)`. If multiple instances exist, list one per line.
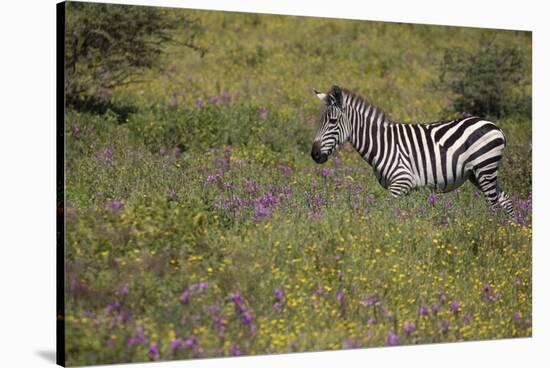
(438, 36), (531, 118)
(64, 3), (532, 366)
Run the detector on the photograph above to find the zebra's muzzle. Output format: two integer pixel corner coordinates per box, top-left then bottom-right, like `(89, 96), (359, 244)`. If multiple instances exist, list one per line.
(311, 142), (328, 164)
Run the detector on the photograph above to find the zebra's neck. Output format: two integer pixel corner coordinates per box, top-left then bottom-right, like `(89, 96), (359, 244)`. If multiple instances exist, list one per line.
(344, 95), (391, 171)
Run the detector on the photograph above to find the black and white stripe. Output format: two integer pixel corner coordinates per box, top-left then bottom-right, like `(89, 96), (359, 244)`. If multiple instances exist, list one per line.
(311, 85), (515, 217)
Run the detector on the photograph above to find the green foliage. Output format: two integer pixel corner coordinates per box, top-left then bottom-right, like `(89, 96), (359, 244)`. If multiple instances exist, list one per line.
(64, 2), (204, 108)
(124, 104), (312, 155)
(438, 37), (531, 118)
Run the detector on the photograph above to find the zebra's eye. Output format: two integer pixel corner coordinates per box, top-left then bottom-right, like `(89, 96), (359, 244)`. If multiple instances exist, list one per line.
(328, 118), (338, 125)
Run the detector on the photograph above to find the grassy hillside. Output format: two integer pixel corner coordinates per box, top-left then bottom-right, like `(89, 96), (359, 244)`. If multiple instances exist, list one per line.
(64, 5), (532, 366)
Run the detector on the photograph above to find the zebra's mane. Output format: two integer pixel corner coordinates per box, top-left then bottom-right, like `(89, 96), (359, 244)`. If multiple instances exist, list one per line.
(338, 87), (389, 121)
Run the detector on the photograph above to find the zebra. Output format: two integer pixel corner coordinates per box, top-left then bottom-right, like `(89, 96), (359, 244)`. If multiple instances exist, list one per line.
(310, 85), (515, 217)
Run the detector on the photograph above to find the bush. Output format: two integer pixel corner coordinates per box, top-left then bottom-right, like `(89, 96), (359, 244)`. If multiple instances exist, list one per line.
(438, 38), (530, 118)
(64, 2), (204, 109)
(125, 104), (313, 156)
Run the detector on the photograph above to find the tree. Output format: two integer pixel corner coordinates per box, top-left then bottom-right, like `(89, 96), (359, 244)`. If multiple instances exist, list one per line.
(438, 37), (530, 118)
(64, 2), (205, 107)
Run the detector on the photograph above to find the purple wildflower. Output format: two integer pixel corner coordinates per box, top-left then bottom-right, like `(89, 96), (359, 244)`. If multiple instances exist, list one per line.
(118, 285), (129, 296)
(106, 300), (120, 314)
(238, 304), (247, 314)
(127, 326), (146, 346)
(209, 95), (219, 105)
(213, 315), (227, 332)
(180, 290), (190, 304)
(258, 192), (280, 207)
(244, 179), (261, 193)
(224, 181), (234, 190)
(106, 338), (114, 346)
(170, 338), (182, 350)
(72, 125), (80, 134)
(205, 175), (219, 185)
(419, 306), (429, 317)
(337, 290), (345, 302)
(253, 203), (272, 222)
(312, 193), (324, 207)
(196, 97), (204, 106)
(241, 313), (253, 325)
(278, 165), (293, 175)
(367, 318), (377, 325)
(386, 332), (399, 346)
(515, 277), (522, 287)
(106, 199), (124, 211)
(185, 336), (196, 348)
(343, 339), (359, 349)
(321, 168), (333, 178)
(428, 193), (436, 205)
(114, 310), (130, 324)
(229, 344), (241, 356)
(274, 288), (283, 302)
(403, 322), (416, 335)
(231, 292), (242, 305)
(273, 302), (282, 310)
(431, 303), (441, 316)
(449, 301), (461, 314)
(148, 344), (160, 360)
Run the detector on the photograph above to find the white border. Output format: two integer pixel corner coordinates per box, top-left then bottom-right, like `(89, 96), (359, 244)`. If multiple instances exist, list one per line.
(0, 1), (547, 367)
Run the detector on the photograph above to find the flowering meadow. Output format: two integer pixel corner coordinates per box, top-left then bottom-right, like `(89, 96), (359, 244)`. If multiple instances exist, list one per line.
(64, 8), (532, 366)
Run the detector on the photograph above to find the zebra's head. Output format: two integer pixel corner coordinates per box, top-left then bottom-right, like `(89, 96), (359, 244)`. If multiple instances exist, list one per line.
(311, 85), (349, 164)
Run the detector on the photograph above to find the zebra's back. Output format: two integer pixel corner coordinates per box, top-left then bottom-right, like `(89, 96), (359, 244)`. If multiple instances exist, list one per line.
(399, 117), (506, 192)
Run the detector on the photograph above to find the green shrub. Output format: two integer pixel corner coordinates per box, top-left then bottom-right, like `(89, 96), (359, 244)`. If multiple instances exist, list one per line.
(64, 2), (204, 109)
(438, 37), (531, 118)
(125, 104), (313, 155)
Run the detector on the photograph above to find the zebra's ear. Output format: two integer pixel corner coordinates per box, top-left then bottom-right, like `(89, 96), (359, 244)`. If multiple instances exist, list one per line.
(328, 85), (343, 107)
(314, 89), (327, 102)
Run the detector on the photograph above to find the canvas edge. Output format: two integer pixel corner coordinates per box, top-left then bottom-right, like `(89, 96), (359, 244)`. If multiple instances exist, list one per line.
(56, 1), (66, 367)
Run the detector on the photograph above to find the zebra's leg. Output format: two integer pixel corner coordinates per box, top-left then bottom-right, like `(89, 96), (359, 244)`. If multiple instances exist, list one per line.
(470, 170), (515, 218)
(388, 180), (412, 198)
(495, 184), (516, 218)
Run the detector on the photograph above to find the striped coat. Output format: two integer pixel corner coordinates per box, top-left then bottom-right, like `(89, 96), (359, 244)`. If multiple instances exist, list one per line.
(311, 85), (514, 216)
